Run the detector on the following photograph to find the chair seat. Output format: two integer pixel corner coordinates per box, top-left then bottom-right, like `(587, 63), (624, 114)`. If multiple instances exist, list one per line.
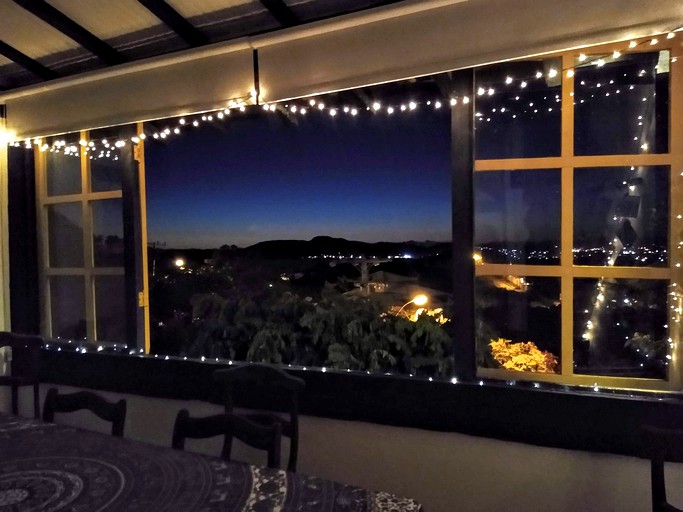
(213, 364), (305, 472)
(172, 409), (283, 468)
(0, 332), (43, 418)
(43, 389), (127, 437)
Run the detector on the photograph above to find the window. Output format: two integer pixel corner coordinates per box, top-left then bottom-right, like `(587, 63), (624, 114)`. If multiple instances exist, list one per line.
(144, 77), (455, 377)
(474, 40), (682, 390)
(35, 126), (144, 345)
(28, 35), (682, 393)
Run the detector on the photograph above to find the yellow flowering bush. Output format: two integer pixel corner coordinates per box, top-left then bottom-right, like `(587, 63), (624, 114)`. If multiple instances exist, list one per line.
(489, 338), (558, 373)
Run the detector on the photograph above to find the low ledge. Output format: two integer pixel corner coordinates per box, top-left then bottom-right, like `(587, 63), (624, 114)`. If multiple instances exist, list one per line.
(39, 349), (683, 457)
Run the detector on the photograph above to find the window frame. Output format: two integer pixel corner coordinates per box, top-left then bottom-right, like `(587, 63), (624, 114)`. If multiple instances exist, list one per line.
(474, 38), (683, 391)
(35, 128), (149, 347)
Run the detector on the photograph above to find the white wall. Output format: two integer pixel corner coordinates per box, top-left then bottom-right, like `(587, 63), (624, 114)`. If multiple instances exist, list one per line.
(3, 385), (681, 512)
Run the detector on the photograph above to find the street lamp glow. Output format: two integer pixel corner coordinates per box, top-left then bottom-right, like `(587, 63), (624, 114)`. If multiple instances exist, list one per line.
(174, 258), (185, 268)
(412, 294), (428, 306)
(396, 294), (429, 318)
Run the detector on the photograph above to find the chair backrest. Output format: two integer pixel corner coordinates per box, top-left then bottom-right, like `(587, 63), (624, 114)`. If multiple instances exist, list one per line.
(0, 332), (42, 380)
(42, 388), (127, 437)
(642, 425), (683, 512)
(172, 409), (282, 468)
(212, 364), (305, 471)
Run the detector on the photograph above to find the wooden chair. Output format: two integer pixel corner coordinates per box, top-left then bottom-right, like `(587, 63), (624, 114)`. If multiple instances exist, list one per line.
(172, 409), (282, 468)
(213, 364), (305, 471)
(42, 388), (127, 437)
(0, 332), (43, 418)
(642, 424), (683, 512)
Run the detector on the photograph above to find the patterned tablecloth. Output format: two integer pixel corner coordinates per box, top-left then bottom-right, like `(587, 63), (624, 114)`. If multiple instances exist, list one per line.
(0, 413), (422, 512)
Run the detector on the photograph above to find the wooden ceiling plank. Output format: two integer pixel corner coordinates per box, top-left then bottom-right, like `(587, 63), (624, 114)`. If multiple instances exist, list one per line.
(0, 39), (58, 80)
(13, 0), (127, 66)
(258, 0), (299, 27)
(137, 0), (209, 47)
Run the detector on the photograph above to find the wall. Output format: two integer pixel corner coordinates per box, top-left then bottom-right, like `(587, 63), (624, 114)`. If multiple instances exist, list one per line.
(3, 385), (682, 512)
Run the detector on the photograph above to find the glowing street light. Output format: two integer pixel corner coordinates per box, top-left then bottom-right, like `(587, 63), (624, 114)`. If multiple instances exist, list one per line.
(174, 258), (185, 268)
(396, 294), (428, 317)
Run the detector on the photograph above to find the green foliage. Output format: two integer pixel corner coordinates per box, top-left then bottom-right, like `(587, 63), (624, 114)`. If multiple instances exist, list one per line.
(152, 257), (454, 378)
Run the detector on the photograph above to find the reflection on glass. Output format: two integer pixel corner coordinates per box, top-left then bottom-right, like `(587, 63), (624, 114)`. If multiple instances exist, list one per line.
(476, 276), (560, 373)
(574, 51), (669, 155)
(474, 169), (560, 265)
(50, 276), (85, 340)
(474, 58), (562, 159)
(574, 166), (668, 267)
(573, 278), (668, 379)
(89, 124), (136, 191)
(92, 199), (124, 267)
(95, 276), (125, 342)
(91, 157), (124, 192)
(46, 146), (81, 196)
(145, 81), (454, 376)
(48, 203), (83, 267)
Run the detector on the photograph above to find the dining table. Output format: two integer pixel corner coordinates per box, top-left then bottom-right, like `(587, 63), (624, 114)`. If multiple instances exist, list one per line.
(0, 412), (422, 511)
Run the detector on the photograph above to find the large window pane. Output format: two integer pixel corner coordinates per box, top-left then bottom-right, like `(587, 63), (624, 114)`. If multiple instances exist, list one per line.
(46, 137), (81, 196)
(145, 78), (454, 377)
(574, 51), (669, 155)
(92, 199), (124, 267)
(95, 276), (125, 342)
(573, 278), (668, 379)
(574, 166), (668, 267)
(50, 276), (86, 340)
(474, 58), (562, 159)
(89, 124), (136, 192)
(474, 169), (560, 265)
(48, 203), (83, 268)
(476, 276), (560, 373)
(91, 157), (124, 192)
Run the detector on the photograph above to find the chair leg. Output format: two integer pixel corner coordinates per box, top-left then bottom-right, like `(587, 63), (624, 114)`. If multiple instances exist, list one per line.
(11, 384), (18, 415)
(33, 384), (40, 419)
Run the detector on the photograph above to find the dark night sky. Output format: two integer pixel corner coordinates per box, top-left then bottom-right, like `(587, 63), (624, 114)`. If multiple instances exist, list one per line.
(144, 51), (662, 251)
(145, 108), (452, 249)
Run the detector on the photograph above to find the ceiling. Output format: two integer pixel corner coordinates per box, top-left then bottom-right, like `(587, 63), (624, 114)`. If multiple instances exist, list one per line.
(0, 0), (403, 92)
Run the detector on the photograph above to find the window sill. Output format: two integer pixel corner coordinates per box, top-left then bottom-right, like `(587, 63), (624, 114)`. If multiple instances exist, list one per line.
(37, 347), (683, 457)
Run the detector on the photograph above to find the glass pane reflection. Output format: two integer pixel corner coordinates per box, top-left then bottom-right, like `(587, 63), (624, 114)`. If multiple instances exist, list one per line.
(574, 166), (668, 267)
(92, 199), (124, 267)
(48, 203), (83, 268)
(50, 276), (86, 340)
(95, 276), (125, 342)
(46, 142), (81, 196)
(573, 278), (668, 379)
(474, 169), (560, 265)
(476, 276), (560, 373)
(475, 58), (562, 159)
(574, 51), (669, 155)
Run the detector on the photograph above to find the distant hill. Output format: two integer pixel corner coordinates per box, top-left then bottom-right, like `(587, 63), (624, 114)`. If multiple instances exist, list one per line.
(242, 236), (450, 259)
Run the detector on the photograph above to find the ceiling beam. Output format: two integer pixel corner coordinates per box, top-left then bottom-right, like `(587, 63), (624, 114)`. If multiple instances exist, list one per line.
(258, 0), (299, 27)
(137, 0), (209, 47)
(0, 40), (59, 80)
(13, 0), (127, 66)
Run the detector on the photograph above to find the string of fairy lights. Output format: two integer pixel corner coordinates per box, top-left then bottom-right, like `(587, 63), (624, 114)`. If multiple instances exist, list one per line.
(38, 336), (677, 397)
(4, 31), (681, 161)
(4, 31), (683, 393)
